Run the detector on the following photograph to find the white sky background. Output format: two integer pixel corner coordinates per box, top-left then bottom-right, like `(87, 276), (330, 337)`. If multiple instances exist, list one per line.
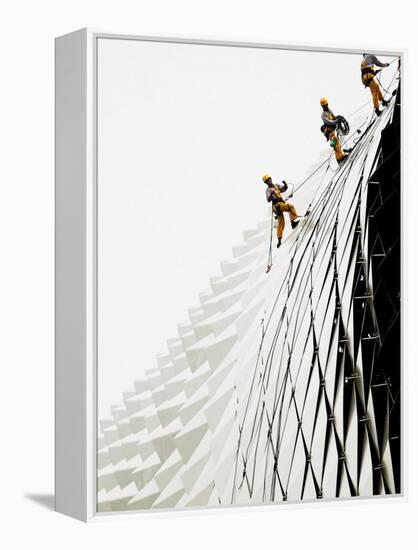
(97, 38), (396, 418)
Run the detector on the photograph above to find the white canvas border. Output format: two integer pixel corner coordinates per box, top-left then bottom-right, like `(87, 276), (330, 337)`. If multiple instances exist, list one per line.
(55, 28), (406, 522)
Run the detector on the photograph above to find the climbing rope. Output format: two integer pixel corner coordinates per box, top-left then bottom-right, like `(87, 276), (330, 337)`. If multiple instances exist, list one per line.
(285, 182), (295, 199)
(266, 207), (274, 273)
(376, 57), (399, 94)
(292, 105), (369, 196)
(337, 116), (350, 136)
(234, 58), (402, 501)
(263, 57), (400, 275)
(292, 57), (399, 197)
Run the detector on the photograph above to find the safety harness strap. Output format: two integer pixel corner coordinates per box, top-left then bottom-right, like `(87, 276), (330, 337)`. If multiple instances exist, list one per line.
(320, 124), (334, 141)
(361, 67), (376, 87)
(361, 66), (376, 76)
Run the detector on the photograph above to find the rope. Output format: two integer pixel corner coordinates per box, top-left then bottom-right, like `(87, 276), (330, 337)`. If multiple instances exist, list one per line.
(234, 94), (398, 500)
(237, 147), (370, 499)
(234, 60), (401, 501)
(285, 182), (295, 199)
(266, 207), (274, 273)
(292, 106), (369, 196)
(371, 57), (399, 95)
(292, 57), (400, 198)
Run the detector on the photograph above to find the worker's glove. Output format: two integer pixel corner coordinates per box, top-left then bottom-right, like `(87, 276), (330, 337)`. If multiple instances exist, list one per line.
(384, 63), (390, 67)
(281, 180), (288, 191)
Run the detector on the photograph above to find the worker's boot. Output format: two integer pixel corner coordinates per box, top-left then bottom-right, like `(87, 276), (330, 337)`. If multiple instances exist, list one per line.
(277, 238), (282, 248)
(375, 107), (382, 117)
(337, 154), (349, 165)
(291, 220), (300, 230)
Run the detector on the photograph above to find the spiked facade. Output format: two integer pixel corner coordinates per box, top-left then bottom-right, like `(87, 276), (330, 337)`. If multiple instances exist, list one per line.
(97, 85), (401, 513)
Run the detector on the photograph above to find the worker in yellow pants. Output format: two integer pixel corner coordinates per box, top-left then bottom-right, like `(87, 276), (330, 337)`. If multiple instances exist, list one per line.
(275, 202), (298, 242)
(327, 129), (344, 162)
(368, 79), (384, 110)
(263, 175), (300, 248)
(320, 97), (349, 164)
(361, 54), (390, 116)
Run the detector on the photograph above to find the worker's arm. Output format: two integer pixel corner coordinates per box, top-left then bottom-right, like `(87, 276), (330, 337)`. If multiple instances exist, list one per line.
(369, 54), (390, 68)
(266, 186), (284, 203)
(322, 112), (338, 127)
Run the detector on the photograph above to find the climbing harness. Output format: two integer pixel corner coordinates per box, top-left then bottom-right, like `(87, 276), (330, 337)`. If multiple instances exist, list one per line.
(361, 67), (379, 87)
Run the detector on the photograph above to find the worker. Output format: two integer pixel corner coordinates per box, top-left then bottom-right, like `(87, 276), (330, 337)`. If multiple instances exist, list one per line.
(263, 175), (300, 248)
(361, 54), (390, 116)
(320, 97), (349, 165)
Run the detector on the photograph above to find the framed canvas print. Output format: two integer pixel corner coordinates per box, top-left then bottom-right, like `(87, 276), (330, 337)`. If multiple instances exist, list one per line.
(55, 29), (404, 521)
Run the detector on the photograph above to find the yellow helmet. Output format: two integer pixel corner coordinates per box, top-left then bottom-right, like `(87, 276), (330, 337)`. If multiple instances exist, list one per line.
(320, 97), (328, 106)
(262, 174), (271, 183)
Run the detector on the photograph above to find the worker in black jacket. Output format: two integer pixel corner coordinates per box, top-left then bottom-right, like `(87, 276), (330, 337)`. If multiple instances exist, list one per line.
(361, 54), (390, 116)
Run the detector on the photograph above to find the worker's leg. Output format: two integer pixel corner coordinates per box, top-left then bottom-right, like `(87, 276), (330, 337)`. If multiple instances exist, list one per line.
(369, 79), (382, 109)
(362, 75), (376, 108)
(378, 83), (384, 103)
(329, 130), (344, 162)
(280, 202), (298, 222)
(276, 213), (285, 239)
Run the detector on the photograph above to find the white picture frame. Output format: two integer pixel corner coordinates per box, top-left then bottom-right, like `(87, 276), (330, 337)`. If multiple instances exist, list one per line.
(55, 28), (405, 522)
